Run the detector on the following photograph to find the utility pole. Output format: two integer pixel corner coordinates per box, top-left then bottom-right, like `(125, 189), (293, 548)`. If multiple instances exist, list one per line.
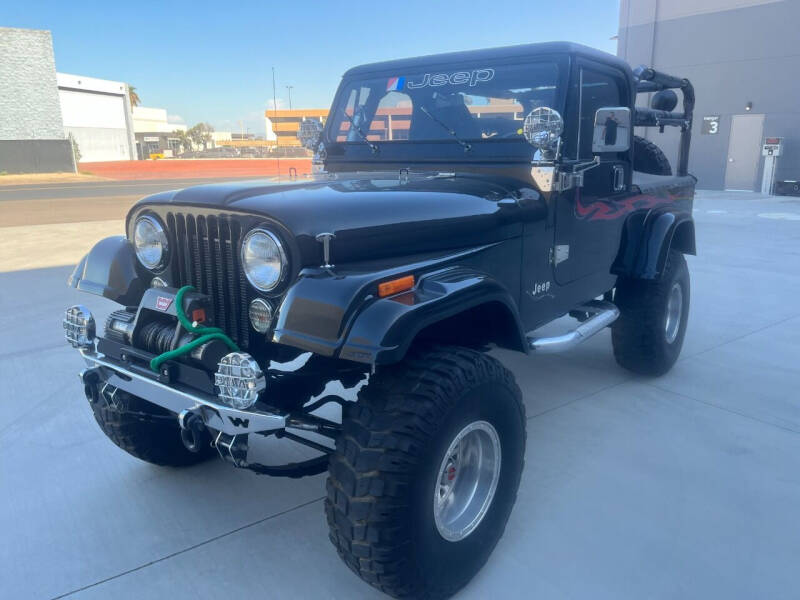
(286, 85), (294, 111)
(272, 66), (281, 180)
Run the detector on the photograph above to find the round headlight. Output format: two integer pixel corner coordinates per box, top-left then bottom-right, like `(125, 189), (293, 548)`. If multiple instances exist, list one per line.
(133, 215), (168, 270)
(241, 229), (286, 291)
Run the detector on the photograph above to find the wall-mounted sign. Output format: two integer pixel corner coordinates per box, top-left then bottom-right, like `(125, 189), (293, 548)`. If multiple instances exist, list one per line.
(143, 136), (159, 142)
(701, 115), (720, 135)
(762, 137), (782, 157)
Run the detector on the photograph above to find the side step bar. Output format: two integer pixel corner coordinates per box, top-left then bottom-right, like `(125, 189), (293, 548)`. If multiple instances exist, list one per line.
(527, 301), (620, 354)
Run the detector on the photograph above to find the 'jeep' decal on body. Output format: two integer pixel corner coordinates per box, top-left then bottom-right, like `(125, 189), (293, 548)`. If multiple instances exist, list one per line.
(406, 68), (495, 89)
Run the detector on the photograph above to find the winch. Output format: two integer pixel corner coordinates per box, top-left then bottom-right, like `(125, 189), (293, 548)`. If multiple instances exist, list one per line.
(106, 286), (234, 372)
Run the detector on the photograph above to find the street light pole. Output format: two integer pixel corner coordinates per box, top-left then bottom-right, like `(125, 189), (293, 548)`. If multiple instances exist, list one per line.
(286, 85), (294, 111)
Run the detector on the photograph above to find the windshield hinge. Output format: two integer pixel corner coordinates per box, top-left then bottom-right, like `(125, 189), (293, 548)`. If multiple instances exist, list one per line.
(532, 158), (600, 193)
(557, 171), (584, 192)
(549, 245), (570, 266)
(399, 168), (409, 185)
(558, 157), (601, 191)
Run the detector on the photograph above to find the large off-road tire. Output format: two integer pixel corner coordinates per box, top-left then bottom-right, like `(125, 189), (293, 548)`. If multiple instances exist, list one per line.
(326, 346), (526, 599)
(89, 385), (215, 467)
(633, 135), (672, 176)
(612, 250), (690, 376)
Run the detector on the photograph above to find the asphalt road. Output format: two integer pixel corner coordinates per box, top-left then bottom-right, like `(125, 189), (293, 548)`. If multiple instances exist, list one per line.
(2, 189), (800, 599)
(0, 176), (269, 202)
(0, 176), (270, 228)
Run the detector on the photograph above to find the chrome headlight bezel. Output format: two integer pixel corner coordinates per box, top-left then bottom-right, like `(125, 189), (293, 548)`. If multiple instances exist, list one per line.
(133, 215), (169, 271)
(240, 228), (287, 292)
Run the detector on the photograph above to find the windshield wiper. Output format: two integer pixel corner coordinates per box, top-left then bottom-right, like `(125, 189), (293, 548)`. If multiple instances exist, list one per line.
(419, 106), (472, 152)
(341, 110), (379, 153)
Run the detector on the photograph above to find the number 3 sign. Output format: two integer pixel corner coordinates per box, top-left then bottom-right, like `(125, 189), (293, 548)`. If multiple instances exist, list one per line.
(702, 115), (720, 135)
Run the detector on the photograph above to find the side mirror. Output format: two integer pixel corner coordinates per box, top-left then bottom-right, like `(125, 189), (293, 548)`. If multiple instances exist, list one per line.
(592, 107), (631, 153)
(297, 118), (324, 150)
(523, 107), (564, 155)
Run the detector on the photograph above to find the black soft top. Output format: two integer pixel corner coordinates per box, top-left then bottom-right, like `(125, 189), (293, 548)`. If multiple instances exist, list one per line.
(343, 41), (632, 78)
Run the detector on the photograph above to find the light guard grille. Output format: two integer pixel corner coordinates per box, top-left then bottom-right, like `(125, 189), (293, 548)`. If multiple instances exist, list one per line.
(63, 305), (95, 348)
(214, 352), (266, 409)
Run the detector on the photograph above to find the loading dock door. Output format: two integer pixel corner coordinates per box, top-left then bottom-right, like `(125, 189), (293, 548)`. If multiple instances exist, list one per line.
(725, 114), (764, 191)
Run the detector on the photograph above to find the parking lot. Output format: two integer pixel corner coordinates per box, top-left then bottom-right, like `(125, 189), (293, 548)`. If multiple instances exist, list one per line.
(1, 183), (799, 599)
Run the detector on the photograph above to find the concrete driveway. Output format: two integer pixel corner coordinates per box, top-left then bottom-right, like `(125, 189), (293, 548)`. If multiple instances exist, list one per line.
(1, 190), (799, 599)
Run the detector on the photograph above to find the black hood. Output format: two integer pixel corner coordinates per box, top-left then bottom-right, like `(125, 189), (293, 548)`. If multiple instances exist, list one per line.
(132, 173), (536, 266)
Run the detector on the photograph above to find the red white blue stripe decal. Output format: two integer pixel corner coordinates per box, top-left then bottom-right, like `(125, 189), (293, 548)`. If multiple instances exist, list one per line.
(386, 76), (405, 91)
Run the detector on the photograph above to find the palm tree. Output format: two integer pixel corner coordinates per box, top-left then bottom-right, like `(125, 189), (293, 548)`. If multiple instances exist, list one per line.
(173, 129), (192, 154)
(128, 85), (141, 107)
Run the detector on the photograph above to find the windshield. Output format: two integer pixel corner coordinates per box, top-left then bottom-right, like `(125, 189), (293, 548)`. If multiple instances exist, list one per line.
(327, 60), (561, 147)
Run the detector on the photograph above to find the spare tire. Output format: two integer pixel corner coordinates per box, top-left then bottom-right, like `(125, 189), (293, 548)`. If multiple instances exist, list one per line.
(633, 135), (672, 176)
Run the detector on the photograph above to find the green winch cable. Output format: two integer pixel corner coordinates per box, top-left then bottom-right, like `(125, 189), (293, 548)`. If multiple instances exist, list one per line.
(149, 285), (239, 372)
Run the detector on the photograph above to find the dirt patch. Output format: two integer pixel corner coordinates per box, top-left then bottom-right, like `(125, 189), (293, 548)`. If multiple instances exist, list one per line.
(0, 172), (109, 186)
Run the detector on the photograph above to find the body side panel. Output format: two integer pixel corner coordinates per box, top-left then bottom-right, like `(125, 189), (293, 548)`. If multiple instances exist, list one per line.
(612, 176), (696, 279)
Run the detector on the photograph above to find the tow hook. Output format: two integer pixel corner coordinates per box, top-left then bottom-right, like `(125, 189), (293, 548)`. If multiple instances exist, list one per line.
(79, 367), (101, 405)
(178, 409), (210, 453)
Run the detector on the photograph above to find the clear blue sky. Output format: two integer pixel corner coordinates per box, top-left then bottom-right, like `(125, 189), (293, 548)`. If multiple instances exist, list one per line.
(5, 0), (620, 136)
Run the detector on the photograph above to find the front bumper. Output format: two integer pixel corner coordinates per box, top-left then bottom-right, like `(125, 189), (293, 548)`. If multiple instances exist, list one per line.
(79, 348), (286, 436)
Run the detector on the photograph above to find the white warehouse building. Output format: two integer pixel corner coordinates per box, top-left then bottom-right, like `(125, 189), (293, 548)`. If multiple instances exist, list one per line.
(133, 106), (187, 158)
(57, 72), (136, 162)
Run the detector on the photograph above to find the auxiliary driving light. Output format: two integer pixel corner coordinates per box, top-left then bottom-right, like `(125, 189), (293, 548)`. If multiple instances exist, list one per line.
(63, 305), (96, 349)
(248, 298), (273, 333)
(214, 352), (266, 410)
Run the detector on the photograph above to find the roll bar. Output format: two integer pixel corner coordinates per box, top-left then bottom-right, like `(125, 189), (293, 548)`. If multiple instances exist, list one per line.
(632, 65), (695, 177)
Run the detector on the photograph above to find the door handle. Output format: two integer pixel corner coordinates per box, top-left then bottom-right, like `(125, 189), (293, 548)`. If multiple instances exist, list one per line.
(612, 165), (625, 192)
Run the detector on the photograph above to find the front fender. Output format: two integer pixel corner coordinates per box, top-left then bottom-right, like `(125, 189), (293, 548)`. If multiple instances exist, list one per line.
(612, 208), (696, 280)
(67, 236), (151, 306)
(340, 267), (526, 364)
(272, 243), (525, 364)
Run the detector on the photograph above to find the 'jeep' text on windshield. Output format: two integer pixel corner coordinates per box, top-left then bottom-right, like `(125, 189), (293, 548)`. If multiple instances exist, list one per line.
(406, 68), (495, 89)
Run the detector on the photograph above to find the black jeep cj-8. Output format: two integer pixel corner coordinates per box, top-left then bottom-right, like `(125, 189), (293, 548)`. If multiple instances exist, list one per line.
(64, 42), (696, 598)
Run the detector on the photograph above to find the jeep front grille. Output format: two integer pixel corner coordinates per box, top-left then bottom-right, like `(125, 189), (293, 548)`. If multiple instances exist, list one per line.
(165, 212), (251, 349)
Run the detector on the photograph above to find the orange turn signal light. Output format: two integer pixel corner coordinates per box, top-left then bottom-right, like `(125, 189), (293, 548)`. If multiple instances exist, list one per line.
(378, 275), (415, 298)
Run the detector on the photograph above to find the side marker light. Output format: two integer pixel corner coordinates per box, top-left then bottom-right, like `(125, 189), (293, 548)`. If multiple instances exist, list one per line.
(378, 275), (415, 298)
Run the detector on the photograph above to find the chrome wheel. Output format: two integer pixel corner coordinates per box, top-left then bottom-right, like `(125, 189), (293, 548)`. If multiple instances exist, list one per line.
(433, 420), (501, 542)
(665, 282), (683, 344)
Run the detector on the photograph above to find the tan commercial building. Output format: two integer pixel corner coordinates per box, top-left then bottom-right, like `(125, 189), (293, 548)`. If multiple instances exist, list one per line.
(265, 109), (328, 147)
(265, 102), (521, 147)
